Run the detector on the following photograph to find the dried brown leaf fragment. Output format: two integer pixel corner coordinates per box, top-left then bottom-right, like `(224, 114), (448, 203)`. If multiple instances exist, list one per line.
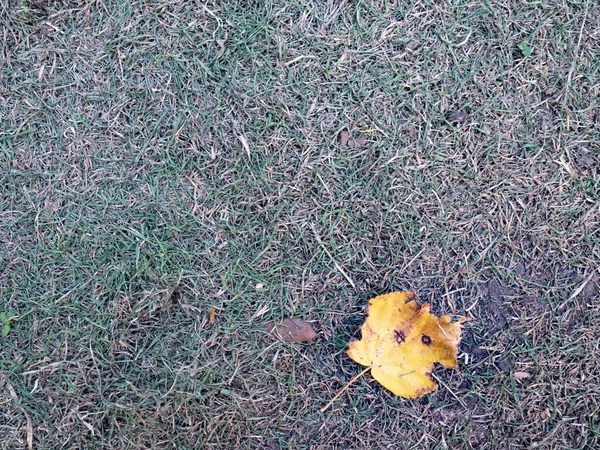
(264, 318), (317, 343)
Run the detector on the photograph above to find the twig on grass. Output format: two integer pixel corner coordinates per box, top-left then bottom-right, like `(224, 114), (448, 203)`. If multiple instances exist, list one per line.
(321, 366), (371, 412)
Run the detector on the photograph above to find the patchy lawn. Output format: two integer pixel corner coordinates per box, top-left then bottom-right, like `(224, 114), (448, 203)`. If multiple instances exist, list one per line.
(1, 1), (599, 448)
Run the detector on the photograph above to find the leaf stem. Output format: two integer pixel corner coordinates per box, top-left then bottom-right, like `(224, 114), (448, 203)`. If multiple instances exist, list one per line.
(320, 366), (371, 413)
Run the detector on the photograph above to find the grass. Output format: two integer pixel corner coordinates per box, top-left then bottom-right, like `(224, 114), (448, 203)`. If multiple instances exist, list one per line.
(1, 0), (599, 448)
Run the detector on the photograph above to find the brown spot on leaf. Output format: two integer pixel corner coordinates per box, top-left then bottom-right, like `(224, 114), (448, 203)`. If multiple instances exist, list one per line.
(413, 386), (431, 398)
(394, 329), (406, 344)
(421, 335), (432, 345)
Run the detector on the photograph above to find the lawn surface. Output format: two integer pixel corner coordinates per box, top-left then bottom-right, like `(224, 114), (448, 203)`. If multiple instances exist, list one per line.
(1, 1), (599, 449)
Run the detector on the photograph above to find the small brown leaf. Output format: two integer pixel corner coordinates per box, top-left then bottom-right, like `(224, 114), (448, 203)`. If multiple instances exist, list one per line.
(340, 130), (350, 146)
(340, 131), (367, 148)
(406, 39), (420, 52)
(264, 318), (317, 343)
(209, 307), (216, 324)
(446, 110), (467, 124)
(513, 371), (531, 380)
(458, 267), (474, 276)
(352, 134), (367, 148)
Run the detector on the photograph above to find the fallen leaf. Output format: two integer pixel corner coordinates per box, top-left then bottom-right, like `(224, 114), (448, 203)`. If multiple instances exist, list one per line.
(264, 318), (317, 343)
(347, 292), (468, 399)
(458, 267), (474, 276)
(405, 39), (420, 52)
(353, 134), (367, 147)
(209, 307), (216, 324)
(513, 371), (531, 380)
(340, 130), (367, 148)
(446, 110), (467, 124)
(340, 131), (350, 146)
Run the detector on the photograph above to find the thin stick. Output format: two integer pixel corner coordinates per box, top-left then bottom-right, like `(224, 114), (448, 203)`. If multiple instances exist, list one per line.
(321, 366), (371, 412)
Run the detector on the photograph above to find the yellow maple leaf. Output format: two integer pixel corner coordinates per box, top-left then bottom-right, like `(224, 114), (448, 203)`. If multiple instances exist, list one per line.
(322, 292), (469, 411)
